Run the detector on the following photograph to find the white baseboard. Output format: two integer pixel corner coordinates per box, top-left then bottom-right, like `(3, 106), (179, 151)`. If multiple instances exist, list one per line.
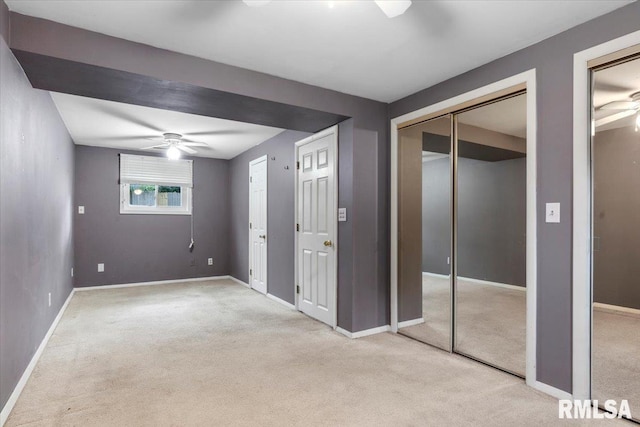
(593, 302), (640, 317)
(228, 276), (250, 288)
(458, 276), (526, 292)
(336, 325), (391, 339)
(398, 318), (425, 328)
(74, 275), (230, 291)
(266, 293), (296, 310)
(1, 289), (75, 426)
(531, 380), (573, 400)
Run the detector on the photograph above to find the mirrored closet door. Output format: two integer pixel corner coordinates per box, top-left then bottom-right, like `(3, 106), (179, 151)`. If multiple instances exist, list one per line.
(396, 92), (528, 378)
(591, 54), (640, 422)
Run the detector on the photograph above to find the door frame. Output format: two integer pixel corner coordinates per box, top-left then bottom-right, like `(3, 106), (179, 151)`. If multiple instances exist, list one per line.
(294, 125), (339, 329)
(390, 69), (539, 390)
(572, 30), (640, 401)
(249, 154), (268, 294)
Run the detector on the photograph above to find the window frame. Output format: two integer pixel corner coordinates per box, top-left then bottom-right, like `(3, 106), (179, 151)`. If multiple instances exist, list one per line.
(120, 183), (192, 215)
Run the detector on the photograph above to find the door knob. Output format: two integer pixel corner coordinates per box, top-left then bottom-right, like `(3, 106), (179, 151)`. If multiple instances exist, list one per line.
(259, 235), (266, 239)
(323, 240), (333, 247)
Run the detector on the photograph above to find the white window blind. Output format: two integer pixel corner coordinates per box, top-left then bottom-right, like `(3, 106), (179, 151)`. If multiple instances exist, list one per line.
(120, 154), (193, 187)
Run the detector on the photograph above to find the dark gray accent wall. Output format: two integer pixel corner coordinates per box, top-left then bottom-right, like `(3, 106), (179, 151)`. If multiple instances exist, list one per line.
(10, 13), (390, 333)
(391, 1), (640, 393)
(74, 146), (229, 286)
(422, 157), (526, 286)
(229, 130), (312, 304)
(0, 29), (74, 411)
(593, 126), (640, 310)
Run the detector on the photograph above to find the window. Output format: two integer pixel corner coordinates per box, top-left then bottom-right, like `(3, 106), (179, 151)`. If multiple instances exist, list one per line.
(119, 154), (193, 215)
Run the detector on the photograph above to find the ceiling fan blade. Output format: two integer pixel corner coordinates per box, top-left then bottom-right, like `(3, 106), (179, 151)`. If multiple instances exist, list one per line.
(181, 141), (209, 147)
(176, 145), (197, 154)
(599, 101), (639, 110)
(594, 110), (637, 128)
(184, 130), (248, 137)
(95, 104), (165, 133)
(140, 144), (169, 150)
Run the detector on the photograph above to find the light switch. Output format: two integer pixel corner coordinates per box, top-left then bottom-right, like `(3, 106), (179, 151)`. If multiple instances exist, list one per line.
(97, 263), (104, 272)
(338, 208), (347, 222)
(78, 206), (85, 214)
(546, 202), (560, 223)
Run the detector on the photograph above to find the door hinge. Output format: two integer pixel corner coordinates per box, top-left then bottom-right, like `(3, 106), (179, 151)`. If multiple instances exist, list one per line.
(250, 222), (252, 229)
(250, 176), (252, 183)
(296, 285), (300, 294)
(296, 223), (300, 232)
(296, 161), (300, 170)
(250, 269), (253, 276)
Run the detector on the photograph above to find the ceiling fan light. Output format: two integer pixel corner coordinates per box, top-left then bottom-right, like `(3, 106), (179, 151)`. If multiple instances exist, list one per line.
(167, 145), (181, 160)
(374, 0), (412, 18)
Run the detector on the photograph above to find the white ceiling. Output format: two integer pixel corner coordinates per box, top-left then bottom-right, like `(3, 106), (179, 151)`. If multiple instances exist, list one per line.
(7, 0), (632, 103)
(50, 93), (285, 159)
(593, 56), (640, 132)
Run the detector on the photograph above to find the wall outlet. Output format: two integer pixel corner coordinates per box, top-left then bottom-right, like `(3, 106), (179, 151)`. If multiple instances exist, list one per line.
(190, 259), (196, 267)
(98, 263), (104, 272)
(78, 206), (85, 214)
(48, 293), (51, 307)
(208, 258), (213, 266)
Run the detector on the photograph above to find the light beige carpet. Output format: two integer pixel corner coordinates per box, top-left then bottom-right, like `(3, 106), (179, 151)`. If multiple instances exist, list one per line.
(5, 279), (632, 426)
(399, 275), (526, 376)
(592, 308), (640, 420)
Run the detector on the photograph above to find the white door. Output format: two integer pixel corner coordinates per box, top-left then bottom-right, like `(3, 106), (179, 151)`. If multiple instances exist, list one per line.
(249, 155), (267, 295)
(296, 126), (338, 327)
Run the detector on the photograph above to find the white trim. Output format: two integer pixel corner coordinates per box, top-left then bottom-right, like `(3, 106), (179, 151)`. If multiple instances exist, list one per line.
(266, 293), (296, 310)
(74, 275), (231, 291)
(458, 276), (526, 292)
(294, 125), (339, 329)
(593, 302), (640, 317)
(248, 154), (268, 295)
(228, 276), (251, 288)
(336, 325), (391, 339)
(572, 30), (640, 401)
(398, 318), (425, 328)
(531, 381), (573, 401)
(1, 289), (75, 426)
(390, 69), (538, 389)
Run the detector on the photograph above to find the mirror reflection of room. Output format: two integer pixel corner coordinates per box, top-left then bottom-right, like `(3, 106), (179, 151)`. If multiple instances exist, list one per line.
(454, 94), (527, 376)
(591, 55), (640, 421)
(398, 115), (452, 351)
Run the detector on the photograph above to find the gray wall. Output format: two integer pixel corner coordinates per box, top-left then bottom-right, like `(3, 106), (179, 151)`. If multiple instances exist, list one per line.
(593, 126), (640, 310)
(390, 1), (640, 393)
(422, 157), (526, 286)
(9, 13), (390, 333)
(74, 146), (230, 286)
(0, 15), (74, 412)
(229, 130), (312, 304)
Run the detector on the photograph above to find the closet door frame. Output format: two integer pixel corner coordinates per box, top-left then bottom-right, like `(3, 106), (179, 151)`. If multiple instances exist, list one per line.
(390, 69), (538, 392)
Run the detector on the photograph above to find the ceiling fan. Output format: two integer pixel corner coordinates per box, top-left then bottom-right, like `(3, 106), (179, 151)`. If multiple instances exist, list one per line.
(596, 91), (640, 131)
(141, 133), (208, 159)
